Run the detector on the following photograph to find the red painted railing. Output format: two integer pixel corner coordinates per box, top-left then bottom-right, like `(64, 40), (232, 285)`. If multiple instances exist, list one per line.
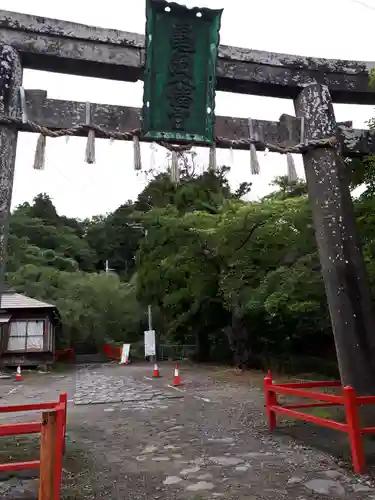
(102, 344), (122, 361)
(264, 371), (375, 474)
(56, 348), (75, 362)
(0, 393), (68, 499)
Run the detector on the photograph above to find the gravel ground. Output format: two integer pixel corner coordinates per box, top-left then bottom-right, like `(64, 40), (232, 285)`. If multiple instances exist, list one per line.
(1, 363), (375, 499)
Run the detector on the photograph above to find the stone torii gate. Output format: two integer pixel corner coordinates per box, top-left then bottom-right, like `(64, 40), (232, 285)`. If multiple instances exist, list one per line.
(1, 9), (375, 394)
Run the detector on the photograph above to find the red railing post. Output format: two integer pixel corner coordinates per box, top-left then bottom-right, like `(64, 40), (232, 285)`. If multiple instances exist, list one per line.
(343, 385), (366, 474)
(59, 392), (68, 454)
(264, 370), (277, 432)
(53, 405), (65, 500)
(0, 393), (68, 491)
(38, 410), (57, 500)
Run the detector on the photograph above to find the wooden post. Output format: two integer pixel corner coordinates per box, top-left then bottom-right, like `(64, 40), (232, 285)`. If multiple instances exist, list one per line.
(264, 371), (277, 432)
(294, 84), (375, 395)
(343, 386), (366, 473)
(38, 411), (57, 500)
(59, 392), (68, 454)
(0, 45), (22, 300)
(53, 405), (65, 500)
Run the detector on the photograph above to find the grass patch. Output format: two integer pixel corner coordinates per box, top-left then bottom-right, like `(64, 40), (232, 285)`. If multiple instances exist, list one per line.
(0, 434), (40, 465)
(307, 407), (336, 419)
(61, 485), (92, 500)
(306, 405), (346, 421)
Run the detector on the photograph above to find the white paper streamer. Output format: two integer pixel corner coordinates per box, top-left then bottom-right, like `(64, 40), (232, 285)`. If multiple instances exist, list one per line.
(85, 102), (96, 164)
(248, 118), (260, 175)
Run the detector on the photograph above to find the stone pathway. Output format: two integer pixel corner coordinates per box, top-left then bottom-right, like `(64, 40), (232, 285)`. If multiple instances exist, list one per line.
(74, 368), (182, 411)
(3, 364), (375, 499)
(125, 413), (375, 499)
(0, 477), (38, 500)
(64, 375), (375, 500)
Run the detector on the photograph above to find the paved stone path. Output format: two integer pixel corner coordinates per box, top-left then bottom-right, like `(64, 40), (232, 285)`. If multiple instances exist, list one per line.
(0, 477), (38, 500)
(117, 398), (375, 499)
(74, 368), (182, 411)
(65, 371), (375, 500)
(139, 428), (375, 498)
(3, 365), (375, 499)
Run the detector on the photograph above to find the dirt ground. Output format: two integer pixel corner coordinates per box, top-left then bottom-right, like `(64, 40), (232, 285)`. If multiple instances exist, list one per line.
(1, 362), (375, 499)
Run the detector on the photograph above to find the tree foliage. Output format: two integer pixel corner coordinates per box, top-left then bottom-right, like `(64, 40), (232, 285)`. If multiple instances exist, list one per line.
(6, 161), (375, 372)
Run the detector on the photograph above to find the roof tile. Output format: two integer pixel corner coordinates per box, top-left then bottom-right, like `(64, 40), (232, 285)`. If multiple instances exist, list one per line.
(0, 292), (55, 310)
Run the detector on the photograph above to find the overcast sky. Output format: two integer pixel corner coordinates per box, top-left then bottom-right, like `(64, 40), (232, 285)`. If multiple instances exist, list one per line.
(1, 0), (375, 218)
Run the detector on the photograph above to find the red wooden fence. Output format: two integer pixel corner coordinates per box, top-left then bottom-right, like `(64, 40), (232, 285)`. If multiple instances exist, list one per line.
(264, 371), (375, 474)
(102, 344), (122, 361)
(57, 345), (123, 362)
(55, 348), (75, 362)
(0, 393), (68, 499)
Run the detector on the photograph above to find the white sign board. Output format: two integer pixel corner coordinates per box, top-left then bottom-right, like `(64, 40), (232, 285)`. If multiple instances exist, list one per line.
(144, 330), (156, 356)
(119, 343), (131, 364)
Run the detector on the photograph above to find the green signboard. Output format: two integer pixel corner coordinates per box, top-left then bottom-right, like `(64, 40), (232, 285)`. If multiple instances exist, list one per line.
(142, 0), (223, 144)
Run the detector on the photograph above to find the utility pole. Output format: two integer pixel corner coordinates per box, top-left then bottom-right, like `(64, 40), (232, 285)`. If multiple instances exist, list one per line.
(139, 228), (153, 334)
(104, 260), (114, 274)
(131, 224), (155, 362)
(144, 229), (155, 363)
(148, 304), (153, 331)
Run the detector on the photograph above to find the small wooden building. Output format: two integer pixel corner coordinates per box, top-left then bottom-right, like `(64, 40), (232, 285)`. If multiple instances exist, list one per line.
(0, 290), (60, 368)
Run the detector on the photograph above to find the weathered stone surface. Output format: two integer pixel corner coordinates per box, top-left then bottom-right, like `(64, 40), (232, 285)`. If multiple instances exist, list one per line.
(180, 466), (201, 475)
(163, 476), (182, 485)
(3, 364), (374, 499)
(0, 45), (21, 302)
(352, 484), (374, 493)
(74, 369), (182, 408)
(209, 456), (243, 466)
(0, 478), (38, 500)
(0, 10), (375, 103)
(186, 481), (215, 491)
(305, 479), (346, 496)
(338, 125), (375, 157)
(22, 90), (282, 147)
(0, 11), (143, 81)
(14, 90), (373, 156)
(295, 84), (375, 394)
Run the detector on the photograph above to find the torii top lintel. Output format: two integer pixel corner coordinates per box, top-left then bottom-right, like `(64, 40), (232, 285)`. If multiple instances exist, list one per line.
(0, 9), (374, 105)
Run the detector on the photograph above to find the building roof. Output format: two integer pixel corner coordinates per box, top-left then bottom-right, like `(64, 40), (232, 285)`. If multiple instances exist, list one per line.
(0, 291), (55, 310)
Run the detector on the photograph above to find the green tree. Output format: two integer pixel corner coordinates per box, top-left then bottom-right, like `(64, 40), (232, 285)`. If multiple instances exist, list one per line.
(8, 265), (144, 350)
(12, 164), (375, 375)
(10, 196), (96, 271)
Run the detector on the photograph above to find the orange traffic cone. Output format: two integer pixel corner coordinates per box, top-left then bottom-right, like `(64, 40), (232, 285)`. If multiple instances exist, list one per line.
(153, 363), (160, 378)
(173, 364), (181, 386)
(15, 364), (23, 382)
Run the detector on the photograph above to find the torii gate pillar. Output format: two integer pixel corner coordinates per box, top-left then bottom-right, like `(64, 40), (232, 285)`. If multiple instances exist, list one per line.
(0, 45), (22, 300)
(295, 83), (375, 395)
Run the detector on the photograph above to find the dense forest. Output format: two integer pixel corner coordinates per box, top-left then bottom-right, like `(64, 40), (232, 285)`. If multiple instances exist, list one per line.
(6, 157), (375, 373)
